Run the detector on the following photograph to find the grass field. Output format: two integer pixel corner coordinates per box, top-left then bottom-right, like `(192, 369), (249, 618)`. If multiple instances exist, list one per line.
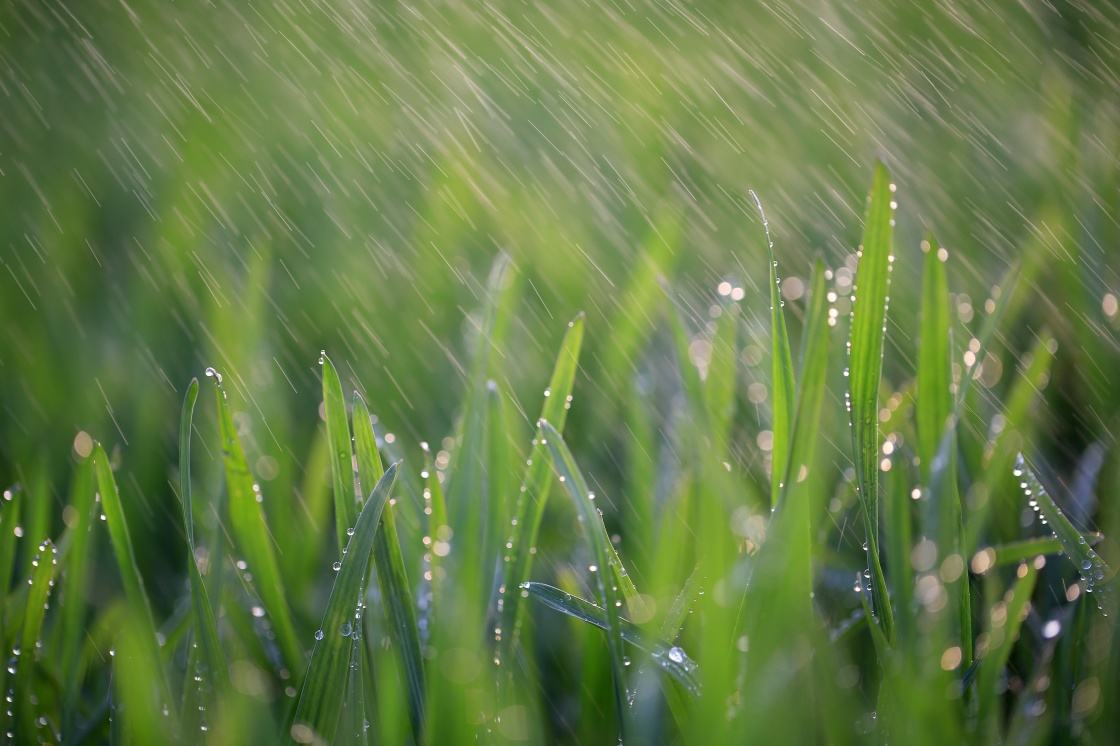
(2, 1), (1120, 743)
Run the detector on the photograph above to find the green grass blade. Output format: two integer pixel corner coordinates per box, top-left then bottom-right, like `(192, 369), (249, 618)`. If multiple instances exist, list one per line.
(751, 190), (796, 505)
(353, 393), (425, 742)
(496, 313), (584, 665)
(292, 462), (400, 745)
(14, 539), (56, 741)
(0, 487), (21, 634)
(179, 378), (229, 694)
(540, 420), (629, 741)
(916, 235), (971, 666)
(92, 443), (176, 721)
(59, 457), (96, 739)
(322, 353), (358, 552)
(1014, 455), (1113, 610)
(846, 160), (896, 640)
(983, 535), (1100, 567)
(212, 374), (303, 674)
(522, 582), (700, 696)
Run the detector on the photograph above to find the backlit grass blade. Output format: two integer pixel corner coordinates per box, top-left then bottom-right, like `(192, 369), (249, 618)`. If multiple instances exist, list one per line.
(983, 535), (1100, 567)
(496, 313), (584, 664)
(92, 443), (176, 721)
(704, 294), (739, 452)
(292, 461), (400, 745)
(0, 487), (21, 632)
(322, 353), (358, 551)
(59, 457), (96, 739)
(14, 539), (56, 741)
(212, 375), (303, 674)
(178, 378), (229, 693)
(539, 420), (629, 741)
(750, 190), (796, 505)
(1014, 455), (1113, 610)
(845, 160), (896, 641)
(353, 393), (425, 742)
(522, 582), (700, 696)
(916, 235), (971, 666)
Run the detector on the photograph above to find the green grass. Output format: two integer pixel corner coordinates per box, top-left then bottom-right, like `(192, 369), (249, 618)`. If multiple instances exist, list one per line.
(2, 159), (1119, 745)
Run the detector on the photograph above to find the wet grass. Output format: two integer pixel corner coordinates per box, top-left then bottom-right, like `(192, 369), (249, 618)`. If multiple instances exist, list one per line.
(1, 161), (1118, 745)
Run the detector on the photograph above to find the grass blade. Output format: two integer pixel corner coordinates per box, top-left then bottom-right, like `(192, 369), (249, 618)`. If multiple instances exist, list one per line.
(322, 353), (358, 552)
(353, 393), (425, 742)
(178, 378), (229, 694)
(59, 457), (96, 739)
(211, 373), (303, 674)
(1014, 455), (1113, 611)
(540, 420), (629, 741)
(846, 160), (896, 640)
(14, 539), (56, 741)
(92, 443), (176, 721)
(750, 190), (796, 505)
(496, 313), (585, 664)
(292, 462), (400, 744)
(522, 582), (700, 696)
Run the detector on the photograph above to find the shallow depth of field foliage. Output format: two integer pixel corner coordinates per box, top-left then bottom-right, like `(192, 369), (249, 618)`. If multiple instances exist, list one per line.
(2, 0), (1120, 743)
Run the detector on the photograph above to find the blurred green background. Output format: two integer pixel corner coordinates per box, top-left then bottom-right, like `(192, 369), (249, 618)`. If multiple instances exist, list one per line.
(1, 0), (1119, 686)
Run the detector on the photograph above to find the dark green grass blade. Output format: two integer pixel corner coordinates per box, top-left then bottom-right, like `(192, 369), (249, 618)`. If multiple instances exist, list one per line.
(14, 539), (56, 741)
(846, 160), (896, 640)
(179, 378), (229, 693)
(353, 393), (425, 742)
(751, 190), (796, 505)
(496, 313), (584, 665)
(92, 443), (176, 721)
(1014, 455), (1113, 610)
(322, 353), (357, 551)
(59, 457), (96, 739)
(292, 462), (400, 744)
(540, 420), (629, 741)
(522, 582), (700, 696)
(212, 376), (303, 674)
(916, 235), (971, 666)
(0, 487), (21, 634)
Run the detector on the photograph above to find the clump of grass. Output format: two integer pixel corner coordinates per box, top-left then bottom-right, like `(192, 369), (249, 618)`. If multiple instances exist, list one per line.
(1, 162), (1116, 745)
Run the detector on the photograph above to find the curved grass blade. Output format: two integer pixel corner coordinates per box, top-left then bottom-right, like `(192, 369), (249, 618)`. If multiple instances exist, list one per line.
(984, 535), (1101, 567)
(14, 539), (56, 741)
(212, 375), (303, 674)
(1014, 455), (1113, 611)
(322, 353), (357, 552)
(179, 378), (229, 693)
(92, 443), (176, 721)
(291, 462), (400, 745)
(353, 393), (425, 742)
(845, 160), (896, 640)
(750, 190), (796, 505)
(539, 420), (629, 741)
(522, 582), (700, 696)
(496, 313), (584, 665)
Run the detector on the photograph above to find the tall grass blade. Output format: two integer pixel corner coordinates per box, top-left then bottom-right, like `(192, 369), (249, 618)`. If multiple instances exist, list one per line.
(322, 353), (358, 551)
(179, 378), (229, 693)
(976, 563), (1038, 731)
(92, 443), (176, 721)
(212, 375), (303, 674)
(59, 457), (96, 739)
(353, 393), (425, 742)
(540, 420), (630, 741)
(846, 160), (896, 640)
(751, 190), (796, 505)
(496, 313), (584, 664)
(292, 461), (400, 744)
